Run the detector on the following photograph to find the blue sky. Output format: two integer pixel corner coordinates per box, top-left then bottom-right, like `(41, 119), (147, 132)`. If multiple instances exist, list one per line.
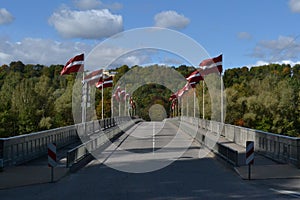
(0, 0), (300, 70)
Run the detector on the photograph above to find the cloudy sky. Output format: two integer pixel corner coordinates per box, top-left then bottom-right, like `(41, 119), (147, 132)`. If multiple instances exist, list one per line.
(0, 0), (300, 69)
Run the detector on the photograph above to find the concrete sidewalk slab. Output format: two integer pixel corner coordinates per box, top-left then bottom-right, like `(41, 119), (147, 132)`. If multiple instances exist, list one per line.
(235, 164), (300, 180)
(0, 165), (68, 189)
(0, 141), (81, 190)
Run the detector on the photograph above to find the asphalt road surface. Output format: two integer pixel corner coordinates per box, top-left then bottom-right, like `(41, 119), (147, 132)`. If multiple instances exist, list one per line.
(0, 121), (299, 200)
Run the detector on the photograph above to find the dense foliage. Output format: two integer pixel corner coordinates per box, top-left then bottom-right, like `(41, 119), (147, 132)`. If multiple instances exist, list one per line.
(223, 64), (300, 137)
(0, 61), (299, 137)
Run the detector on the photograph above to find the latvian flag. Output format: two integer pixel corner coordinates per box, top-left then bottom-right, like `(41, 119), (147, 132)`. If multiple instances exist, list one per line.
(186, 70), (203, 83)
(171, 99), (176, 110)
(177, 83), (189, 97)
(113, 86), (121, 102)
(129, 97), (134, 105)
(188, 82), (197, 89)
(60, 53), (84, 76)
(96, 76), (113, 89)
(119, 89), (126, 101)
(198, 54), (222, 75)
(169, 93), (177, 101)
(124, 93), (130, 101)
(83, 69), (103, 85)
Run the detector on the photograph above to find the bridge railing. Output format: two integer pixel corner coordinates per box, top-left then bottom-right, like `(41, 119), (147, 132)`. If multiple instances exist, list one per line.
(0, 125), (78, 167)
(0, 116), (134, 168)
(180, 116), (300, 168)
(66, 116), (139, 169)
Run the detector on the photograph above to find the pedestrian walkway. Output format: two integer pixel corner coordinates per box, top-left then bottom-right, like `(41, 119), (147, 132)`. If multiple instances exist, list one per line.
(0, 164), (68, 189)
(0, 142), (80, 189)
(234, 154), (300, 180)
(176, 119), (300, 180)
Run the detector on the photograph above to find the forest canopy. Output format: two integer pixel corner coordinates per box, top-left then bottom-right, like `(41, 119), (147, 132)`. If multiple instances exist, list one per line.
(0, 61), (300, 137)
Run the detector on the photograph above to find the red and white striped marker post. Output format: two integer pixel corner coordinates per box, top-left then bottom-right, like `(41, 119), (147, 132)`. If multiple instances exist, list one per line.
(246, 141), (254, 180)
(48, 143), (57, 182)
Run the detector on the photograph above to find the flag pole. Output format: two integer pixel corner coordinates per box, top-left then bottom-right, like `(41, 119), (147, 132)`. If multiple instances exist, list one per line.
(173, 102), (175, 117)
(186, 94), (189, 117)
(101, 70), (104, 120)
(176, 99), (178, 117)
(181, 97), (183, 117)
(111, 94), (114, 118)
(124, 87), (126, 116)
(82, 73), (87, 123)
(82, 72), (87, 136)
(203, 81), (205, 120)
(221, 74), (224, 123)
(193, 88), (196, 118)
(119, 96), (121, 117)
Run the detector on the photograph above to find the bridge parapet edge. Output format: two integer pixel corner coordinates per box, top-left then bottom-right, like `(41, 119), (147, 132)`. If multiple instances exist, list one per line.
(179, 116), (300, 168)
(0, 116), (134, 168)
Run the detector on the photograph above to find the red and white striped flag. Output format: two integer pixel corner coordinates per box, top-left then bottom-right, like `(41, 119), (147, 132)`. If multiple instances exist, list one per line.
(199, 54), (222, 75)
(60, 53), (84, 75)
(118, 89), (126, 101)
(130, 96), (134, 105)
(169, 93), (177, 101)
(189, 82), (197, 88)
(83, 69), (103, 84)
(186, 70), (203, 83)
(113, 86), (121, 102)
(96, 76), (113, 89)
(124, 93), (130, 101)
(178, 86), (187, 97)
(171, 99), (176, 110)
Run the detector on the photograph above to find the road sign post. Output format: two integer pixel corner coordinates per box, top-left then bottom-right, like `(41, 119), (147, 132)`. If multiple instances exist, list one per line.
(48, 143), (57, 183)
(246, 141), (254, 180)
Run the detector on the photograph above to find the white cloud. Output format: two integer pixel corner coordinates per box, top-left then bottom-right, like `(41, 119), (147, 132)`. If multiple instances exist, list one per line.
(289, 0), (300, 13)
(87, 47), (152, 69)
(73, 0), (122, 10)
(74, 0), (101, 10)
(154, 10), (190, 30)
(249, 60), (300, 68)
(250, 35), (300, 62)
(0, 37), (152, 68)
(0, 8), (14, 25)
(49, 9), (123, 39)
(237, 32), (252, 40)
(0, 38), (93, 66)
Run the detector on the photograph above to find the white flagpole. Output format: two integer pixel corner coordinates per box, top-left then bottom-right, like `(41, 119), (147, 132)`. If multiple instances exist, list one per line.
(82, 73), (87, 123)
(193, 88), (196, 118)
(203, 81), (205, 120)
(119, 96), (121, 117)
(221, 74), (224, 123)
(186, 94), (189, 117)
(82, 72), (87, 136)
(181, 97), (183, 117)
(124, 87), (126, 116)
(111, 94), (114, 118)
(101, 84), (104, 120)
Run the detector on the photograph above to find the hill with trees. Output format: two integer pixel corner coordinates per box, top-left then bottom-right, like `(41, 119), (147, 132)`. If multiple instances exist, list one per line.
(0, 61), (299, 137)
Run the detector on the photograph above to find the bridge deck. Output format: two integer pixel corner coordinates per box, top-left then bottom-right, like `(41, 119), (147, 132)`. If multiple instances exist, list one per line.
(0, 121), (293, 199)
(93, 121), (211, 173)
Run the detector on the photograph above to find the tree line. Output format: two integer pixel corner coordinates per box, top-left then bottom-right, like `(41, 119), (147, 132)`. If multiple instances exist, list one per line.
(0, 61), (299, 137)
